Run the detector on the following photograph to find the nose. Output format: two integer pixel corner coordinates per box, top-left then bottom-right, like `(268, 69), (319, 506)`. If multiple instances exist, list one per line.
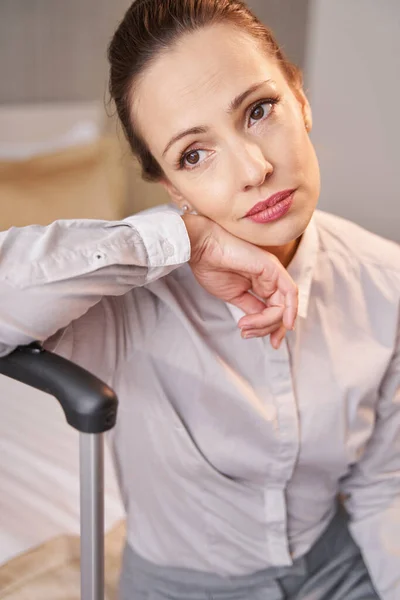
(235, 141), (273, 191)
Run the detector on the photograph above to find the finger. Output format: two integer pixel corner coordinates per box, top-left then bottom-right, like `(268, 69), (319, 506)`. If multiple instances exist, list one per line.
(268, 288), (296, 331)
(266, 289), (286, 308)
(283, 301), (297, 331)
(251, 281), (284, 306)
(276, 272), (298, 330)
(215, 236), (299, 327)
(241, 325), (281, 339)
(230, 291), (267, 315)
(255, 264), (298, 330)
(238, 305), (284, 330)
(270, 324), (287, 349)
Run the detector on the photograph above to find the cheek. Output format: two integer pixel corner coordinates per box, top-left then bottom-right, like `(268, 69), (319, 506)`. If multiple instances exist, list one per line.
(266, 98), (310, 170)
(275, 118), (320, 207)
(175, 164), (235, 220)
(274, 123), (320, 204)
(269, 118), (308, 175)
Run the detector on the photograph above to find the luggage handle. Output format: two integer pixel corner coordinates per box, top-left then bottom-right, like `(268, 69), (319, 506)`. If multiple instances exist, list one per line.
(0, 342), (119, 600)
(0, 342), (118, 433)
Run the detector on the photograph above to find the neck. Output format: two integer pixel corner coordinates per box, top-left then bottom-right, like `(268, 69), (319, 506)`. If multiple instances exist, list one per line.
(262, 236), (301, 268)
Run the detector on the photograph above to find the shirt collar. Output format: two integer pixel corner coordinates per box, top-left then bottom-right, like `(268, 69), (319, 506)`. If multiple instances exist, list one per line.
(226, 214), (319, 323)
(286, 213), (319, 319)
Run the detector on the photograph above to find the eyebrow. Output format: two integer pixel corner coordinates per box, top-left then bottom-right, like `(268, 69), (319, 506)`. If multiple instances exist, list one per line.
(228, 79), (272, 113)
(162, 79), (273, 157)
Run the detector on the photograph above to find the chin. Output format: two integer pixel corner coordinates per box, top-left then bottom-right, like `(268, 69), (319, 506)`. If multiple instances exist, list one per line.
(243, 205), (315, 248)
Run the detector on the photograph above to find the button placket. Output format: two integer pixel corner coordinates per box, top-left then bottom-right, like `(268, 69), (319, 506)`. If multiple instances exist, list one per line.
(262, 338), (300, 565)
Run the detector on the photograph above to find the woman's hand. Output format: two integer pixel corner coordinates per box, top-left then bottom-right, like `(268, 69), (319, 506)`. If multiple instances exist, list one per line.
(183, 214), (298, 349)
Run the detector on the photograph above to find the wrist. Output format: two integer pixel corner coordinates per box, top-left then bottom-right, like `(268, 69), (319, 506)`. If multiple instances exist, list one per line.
(181, 214), (212, 263)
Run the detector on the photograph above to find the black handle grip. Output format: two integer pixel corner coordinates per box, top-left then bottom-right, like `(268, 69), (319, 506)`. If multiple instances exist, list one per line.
(0, 343), (118, 433)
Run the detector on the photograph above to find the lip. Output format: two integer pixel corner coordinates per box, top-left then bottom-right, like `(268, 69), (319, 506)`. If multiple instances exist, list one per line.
(245, 189), (296, 218)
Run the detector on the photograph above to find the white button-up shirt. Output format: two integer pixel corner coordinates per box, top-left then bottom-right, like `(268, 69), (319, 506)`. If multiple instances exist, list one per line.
(0, 209), (399, 599)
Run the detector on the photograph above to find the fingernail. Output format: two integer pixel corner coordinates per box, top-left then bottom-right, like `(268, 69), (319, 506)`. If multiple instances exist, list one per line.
(243, 332), (256, 339)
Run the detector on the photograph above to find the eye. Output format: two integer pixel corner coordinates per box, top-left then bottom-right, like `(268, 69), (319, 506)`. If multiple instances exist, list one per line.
(186, 150), (201, 165)
(248, 100), (275, 127)
(179, 149), (209, 170)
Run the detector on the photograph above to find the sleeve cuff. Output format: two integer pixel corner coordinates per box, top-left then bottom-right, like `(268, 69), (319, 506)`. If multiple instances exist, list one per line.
(125, 209), (191, 268)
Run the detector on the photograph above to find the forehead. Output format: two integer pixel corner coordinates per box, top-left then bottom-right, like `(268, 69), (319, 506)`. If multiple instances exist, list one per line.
(132, 23), (285, 150)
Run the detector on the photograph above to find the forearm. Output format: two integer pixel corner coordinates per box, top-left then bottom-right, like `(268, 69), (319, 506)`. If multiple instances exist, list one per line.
(0, 211), (190, 355)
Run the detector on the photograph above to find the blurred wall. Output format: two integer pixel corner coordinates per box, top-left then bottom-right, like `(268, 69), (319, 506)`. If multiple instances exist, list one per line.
(0, 0), (308, 105)
(5, 1), (397, 239)
(305, 0), (400, 242)
(248, 0), (310, 70)
(0, 0), (128, 104)
(0, 0), (310, 215)
(0, 0), (400, 241)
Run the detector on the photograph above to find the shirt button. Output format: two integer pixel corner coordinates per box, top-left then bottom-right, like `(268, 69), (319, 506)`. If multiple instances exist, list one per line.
(162, 240), (174, 257)
(94, 251), (106, 262)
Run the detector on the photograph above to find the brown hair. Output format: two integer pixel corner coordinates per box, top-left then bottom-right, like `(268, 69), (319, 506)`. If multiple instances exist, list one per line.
(108, 0), (302, 182)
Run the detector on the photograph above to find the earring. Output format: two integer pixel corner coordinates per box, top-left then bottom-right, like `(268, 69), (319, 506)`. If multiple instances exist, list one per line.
(181, 204), (199, 216)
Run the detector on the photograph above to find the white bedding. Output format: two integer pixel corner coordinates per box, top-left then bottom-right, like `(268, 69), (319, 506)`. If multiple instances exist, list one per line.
(0, 373), (125, 566)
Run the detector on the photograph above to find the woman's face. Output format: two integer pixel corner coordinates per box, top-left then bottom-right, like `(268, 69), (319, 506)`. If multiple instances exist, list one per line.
(132, 23), (320, 248)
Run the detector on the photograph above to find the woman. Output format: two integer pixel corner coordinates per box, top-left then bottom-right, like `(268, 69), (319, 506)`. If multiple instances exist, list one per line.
(1, 1), (399, 598)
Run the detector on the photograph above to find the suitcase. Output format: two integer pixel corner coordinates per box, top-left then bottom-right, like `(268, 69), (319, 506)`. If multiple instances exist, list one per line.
(0, 342), (118, 600)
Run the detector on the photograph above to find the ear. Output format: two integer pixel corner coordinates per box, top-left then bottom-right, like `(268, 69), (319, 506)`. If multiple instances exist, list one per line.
(160, 178), (188, 210)
(295, 88), (313, 133)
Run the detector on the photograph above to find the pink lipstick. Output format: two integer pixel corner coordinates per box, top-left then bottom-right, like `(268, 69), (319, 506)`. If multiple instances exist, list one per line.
(245, 189), (295, 224)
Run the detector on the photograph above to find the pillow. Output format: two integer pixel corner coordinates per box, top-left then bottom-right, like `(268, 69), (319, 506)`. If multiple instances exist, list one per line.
(0, 137), (127, 229)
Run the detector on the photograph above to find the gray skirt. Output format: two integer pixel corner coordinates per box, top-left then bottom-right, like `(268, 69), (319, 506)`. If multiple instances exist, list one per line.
(119, 508), (379, 600)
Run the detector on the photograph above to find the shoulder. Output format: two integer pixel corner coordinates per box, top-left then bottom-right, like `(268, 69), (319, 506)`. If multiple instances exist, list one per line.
(313, 211), (400, 314)
(314, 210), (400, 276)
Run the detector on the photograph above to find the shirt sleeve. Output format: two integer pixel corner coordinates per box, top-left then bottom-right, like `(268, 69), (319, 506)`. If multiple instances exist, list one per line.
(339, 319), (400, 600)
(0, 210), (190, 357)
